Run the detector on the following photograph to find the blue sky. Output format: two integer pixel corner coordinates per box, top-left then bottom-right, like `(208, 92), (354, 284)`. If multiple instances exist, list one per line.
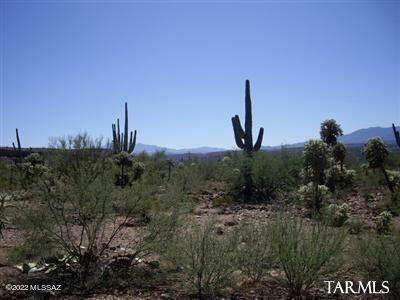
(1, 0), (399, 149)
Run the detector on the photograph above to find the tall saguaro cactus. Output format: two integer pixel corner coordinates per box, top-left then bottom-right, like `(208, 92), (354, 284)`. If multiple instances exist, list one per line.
(112, 102), (136, 154)
(392, 123), (400, 148)
(12, 128), (21, 153)
(232, 80), (264, 156)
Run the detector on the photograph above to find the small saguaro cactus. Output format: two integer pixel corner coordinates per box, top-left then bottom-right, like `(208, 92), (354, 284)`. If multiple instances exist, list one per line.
(392, 123), (400, 148)
(112, 102), (137, 154)
(231, 80), (264, 156)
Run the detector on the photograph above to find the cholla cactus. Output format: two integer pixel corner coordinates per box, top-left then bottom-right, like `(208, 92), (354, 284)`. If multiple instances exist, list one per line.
(363, 137), (389, 168)
(332, 142), (346, 170)
(222, 156), (231, 164)
(327, 203), (349, 227)
(133, 162), (145, 181)
(113, 152), (134, 187)
(19, 153), (48, 183)
(325, 165), (355, 191)
(375, 211), (392, 235)
(303, 139), (329, 184)
(363, 137), (393, 193)
(320, 119), (343, 147)
(387, 170), (400, 189)
(24, 153), (43, 166)
(360, 163), (369, 175)
(298, 182), (329, 212)
(113, 151), (134, 167)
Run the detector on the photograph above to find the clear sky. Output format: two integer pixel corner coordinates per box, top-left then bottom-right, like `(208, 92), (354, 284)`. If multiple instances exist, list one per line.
(1, 0), (399, 149)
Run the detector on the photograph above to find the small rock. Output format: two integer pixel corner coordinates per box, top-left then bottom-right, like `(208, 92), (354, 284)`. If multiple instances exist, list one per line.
(160, 293), (171, 299)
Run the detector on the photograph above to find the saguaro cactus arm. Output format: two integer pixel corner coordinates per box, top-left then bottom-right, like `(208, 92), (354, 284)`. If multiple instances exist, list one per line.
(254, 127), (264, 151)
(392, 123), (400, 148)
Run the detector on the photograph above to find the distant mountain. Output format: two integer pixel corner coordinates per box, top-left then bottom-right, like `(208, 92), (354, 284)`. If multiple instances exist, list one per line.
(133, 126), (399, 155)
(338, 126), (399, 145)
(133, 143), (226, 155)
(261, 126), (399, 151)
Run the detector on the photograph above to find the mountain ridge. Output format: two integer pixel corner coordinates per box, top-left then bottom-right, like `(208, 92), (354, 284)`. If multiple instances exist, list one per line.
(133, 126), (400, 155)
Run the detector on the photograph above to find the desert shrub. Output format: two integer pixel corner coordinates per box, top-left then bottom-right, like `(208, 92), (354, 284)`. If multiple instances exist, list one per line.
(0, 193), (10, 238)
(354, 233), (400, 299)
(346, 216), (364, 234)
(0, 159), (17, 190)
(383, 189), (400, 215)
(235, 223), (276, 283)
(163, 220), (239, 298)
(375, 211), (392, 235)
(18, 135), (181, 291)
(222, 151), (302, 203)
(356, 168), (383, 201)
(269, 216), (346, 299)
(298, 182), (329, 213)
(169, 162), (203, 194)
(326, 203), (349, 227)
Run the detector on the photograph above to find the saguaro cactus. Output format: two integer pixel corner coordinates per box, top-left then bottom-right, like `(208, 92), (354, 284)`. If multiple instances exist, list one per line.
(392, 123), (400, 148)
(231, 80), (264, 156)
(12, 128), (22, 161)
(112, 102), (136, 154)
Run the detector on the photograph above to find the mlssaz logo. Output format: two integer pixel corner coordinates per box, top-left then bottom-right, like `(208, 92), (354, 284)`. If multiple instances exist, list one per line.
(324, 281), (390, 294)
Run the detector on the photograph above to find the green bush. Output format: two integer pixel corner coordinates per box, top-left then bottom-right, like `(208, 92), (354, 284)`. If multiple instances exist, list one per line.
(222, 151), (302, 202)
(18, 134), (181, 292)
(269, 216), (346, 298)
(354, 233), (400, 299)
(163, 220), (239, 298)
(375, 211), (392, 235)
(235, 223), (276, 283)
